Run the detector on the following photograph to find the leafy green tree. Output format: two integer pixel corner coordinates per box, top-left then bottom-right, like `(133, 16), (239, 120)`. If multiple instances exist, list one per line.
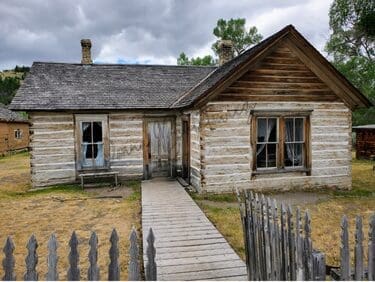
(0, 76), (21, 105)
(211, 18), (263, 56)
(326, 0), (375, 125)
(177, 18), (263, 66)
(326, 0), (374, 62)
(177, 52), (216, 66)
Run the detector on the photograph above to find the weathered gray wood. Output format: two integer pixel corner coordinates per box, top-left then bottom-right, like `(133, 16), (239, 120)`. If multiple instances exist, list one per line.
(46, 233), (58, 281)
(87, 232), (100, 281)
(303, 211), (313, 281)
(312, 250), (326, 280)
(354, 216), (364, 280)
(281, 203), (289, 280)
(108, 229), (120, 281)
(253, 193), (261, 281)
(24, 235), (38, 281)
(263, 196), (272, 280)
(67, 231), (80, 281)
(288, 205), (296, 281)
(128, 228), (140, 281)
(340, 215), (350, 281)
(272, 199), (281, 280)
(295, 208), (304, 280)
(369, 214), (375, 281)
(2, 236), (15, 281)
(146, 228), (157, 281)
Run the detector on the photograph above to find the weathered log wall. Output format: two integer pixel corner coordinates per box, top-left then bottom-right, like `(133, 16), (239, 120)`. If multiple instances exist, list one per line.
(109, 113), (143, 179)
(355, 128), (375, 160)
(175, 115), (182, 173)
(29, 112), (76, 186)
(200, 101), (352, 193)
(189, 110), (202, 191)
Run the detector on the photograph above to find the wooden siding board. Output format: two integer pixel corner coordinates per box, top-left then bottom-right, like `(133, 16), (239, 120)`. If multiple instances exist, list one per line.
(199, 101), (351, 192)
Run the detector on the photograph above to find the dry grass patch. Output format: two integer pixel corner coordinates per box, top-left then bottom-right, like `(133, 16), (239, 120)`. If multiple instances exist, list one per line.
(0, 153), (141, 280)
(194, 156), (375, 267)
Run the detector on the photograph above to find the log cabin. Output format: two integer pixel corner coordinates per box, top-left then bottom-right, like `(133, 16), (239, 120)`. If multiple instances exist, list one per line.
(10, 25), (372, 191)
(0, 103), (29, 155)
(353, 125), (375, 160)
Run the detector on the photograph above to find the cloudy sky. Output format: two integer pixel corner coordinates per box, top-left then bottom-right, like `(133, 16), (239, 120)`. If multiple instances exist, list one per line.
(0, 0), (333, 70)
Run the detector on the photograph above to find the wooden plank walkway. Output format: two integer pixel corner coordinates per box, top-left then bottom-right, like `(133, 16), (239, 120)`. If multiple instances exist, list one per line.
(142, 178), (247, 281)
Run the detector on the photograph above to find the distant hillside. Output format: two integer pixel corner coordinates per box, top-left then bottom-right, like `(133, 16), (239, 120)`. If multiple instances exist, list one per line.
(0, 66), (30, 105)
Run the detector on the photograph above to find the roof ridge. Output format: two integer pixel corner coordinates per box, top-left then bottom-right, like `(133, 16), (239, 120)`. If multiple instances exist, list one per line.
(32, 61), (217, 69)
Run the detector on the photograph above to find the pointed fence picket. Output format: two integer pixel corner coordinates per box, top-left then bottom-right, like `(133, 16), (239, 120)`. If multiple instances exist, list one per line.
(237, 189), (375, 281)
(1, 228), (155, 281)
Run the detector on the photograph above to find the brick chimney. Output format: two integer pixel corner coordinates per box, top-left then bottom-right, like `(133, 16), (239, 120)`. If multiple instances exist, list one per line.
(218, 40), (234, 65)
(80, 39), (92, 64)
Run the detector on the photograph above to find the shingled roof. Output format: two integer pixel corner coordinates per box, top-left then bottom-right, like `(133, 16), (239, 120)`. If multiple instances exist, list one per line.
(0, 103), (28, 122)
(9, 25), (371, 111)
(10, 63), (216, 110)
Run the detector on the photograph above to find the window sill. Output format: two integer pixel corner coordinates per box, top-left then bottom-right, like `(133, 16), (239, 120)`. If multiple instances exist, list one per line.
(78, 167), (110, 172)
(252, 168), (310, 176)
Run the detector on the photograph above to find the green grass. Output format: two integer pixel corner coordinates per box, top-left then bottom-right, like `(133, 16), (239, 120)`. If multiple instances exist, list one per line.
(193, 156), (375, 265)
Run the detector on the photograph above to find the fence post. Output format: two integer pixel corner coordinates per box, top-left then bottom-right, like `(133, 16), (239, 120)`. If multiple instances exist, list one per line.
(24, 234), (38, 281)
(280, 203), (289, 280)
(2, 236), (15, 281)
(146, 228), (157, 281)
(287, 205), (296, 281)
(108, 228), (120, 281)
(88, 231), (100, 281)
(128, 228), (140, 281)
(312, 250), (326, 280)
(46, 233), (58, 281)
(340, 215), (350, 280)
(303, 211), (313, 280)
(369, 214), (375, 281)
(295, 208), (304, 280)
(263, 196), (272, 280)
(67, 231), (80, 281)
(354, 216), (364, 280)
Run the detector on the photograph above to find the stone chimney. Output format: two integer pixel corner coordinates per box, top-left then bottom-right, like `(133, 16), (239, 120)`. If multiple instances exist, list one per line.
(80, 39), (92, 64)
(218, 40), (234, 65)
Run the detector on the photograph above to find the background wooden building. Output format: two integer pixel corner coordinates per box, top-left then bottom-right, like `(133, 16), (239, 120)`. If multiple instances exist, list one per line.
(0, 103), (29, 156)
(353, 125), (375, 160)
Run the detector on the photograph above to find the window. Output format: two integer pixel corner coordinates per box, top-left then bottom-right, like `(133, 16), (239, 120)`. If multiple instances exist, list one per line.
(76, 115), (109, 170)
(81, 121), (104, 168)
(253, 113), (310, 173)
(14, 129), (23, 139)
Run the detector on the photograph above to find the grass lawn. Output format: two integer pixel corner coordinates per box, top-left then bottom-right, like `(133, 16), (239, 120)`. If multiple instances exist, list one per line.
(0, 152), (141, 280)
(192, 155), (375, 266)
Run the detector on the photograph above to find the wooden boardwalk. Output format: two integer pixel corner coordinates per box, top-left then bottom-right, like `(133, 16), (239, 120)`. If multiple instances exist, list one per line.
(142, 178), (247, 281)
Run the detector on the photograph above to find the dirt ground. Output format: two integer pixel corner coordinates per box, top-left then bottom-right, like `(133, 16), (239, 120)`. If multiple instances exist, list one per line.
(0, 153), (141, 280)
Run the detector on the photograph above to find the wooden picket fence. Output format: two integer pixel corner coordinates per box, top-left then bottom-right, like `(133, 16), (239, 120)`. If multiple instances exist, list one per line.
(2, 227), (157, 281)
(236, 190), (375, 281)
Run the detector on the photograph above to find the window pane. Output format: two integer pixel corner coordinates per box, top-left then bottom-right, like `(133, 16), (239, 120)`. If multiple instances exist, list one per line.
(284, 143), (294, 167)
(82, 122), (92, 143)
(85, 144), (93, 158)
(257, 118), (267, 142)
(285, 118), (294, 142)
(95, 143), (104, 166)
(256, 144), (267, 168)
(295, 118), (304, 141)
(267, 144), (277, 167)
(93, 122), (103, 142)
(294, 143), (303, 166)
(268, 118), (277, 142)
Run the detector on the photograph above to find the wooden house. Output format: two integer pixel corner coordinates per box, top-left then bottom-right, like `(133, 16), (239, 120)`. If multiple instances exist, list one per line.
(0, 104), (29, 155)
(353, 125), (375, 160)
(10, 25), (372, 191)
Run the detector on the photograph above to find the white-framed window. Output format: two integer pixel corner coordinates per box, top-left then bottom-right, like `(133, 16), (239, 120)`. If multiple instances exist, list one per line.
(14, 129), (23, 139)
(75, 115), (109, 169)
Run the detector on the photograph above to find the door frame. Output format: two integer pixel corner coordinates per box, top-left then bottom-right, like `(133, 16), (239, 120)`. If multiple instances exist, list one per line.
(181, 115), (190, 182)
(143, 116), (176, 179)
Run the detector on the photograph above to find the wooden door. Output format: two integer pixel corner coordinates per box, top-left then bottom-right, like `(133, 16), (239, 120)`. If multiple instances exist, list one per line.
(182, 117), (190, 181)
(148, 120), (172, 177)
